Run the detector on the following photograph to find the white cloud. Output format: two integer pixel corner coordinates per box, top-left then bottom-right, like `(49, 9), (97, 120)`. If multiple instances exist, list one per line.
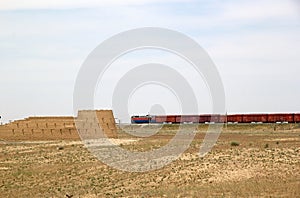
(158, 0), (299, 31)
(205, 30), (300, 63)
(220, 0), (299, 21)
(0, 0), (190, 10)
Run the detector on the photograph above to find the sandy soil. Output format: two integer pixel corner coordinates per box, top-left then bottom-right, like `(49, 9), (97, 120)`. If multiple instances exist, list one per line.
(0, 124), (299, 197)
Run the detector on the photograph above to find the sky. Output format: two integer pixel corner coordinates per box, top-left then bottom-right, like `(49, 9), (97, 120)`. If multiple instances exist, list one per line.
(0, 0), (299, 123)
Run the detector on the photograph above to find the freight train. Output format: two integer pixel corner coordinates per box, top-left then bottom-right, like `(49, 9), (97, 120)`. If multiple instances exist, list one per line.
(131, 113), (300, 124)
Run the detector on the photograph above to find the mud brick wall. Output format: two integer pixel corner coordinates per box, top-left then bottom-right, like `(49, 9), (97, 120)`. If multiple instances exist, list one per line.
(0, 110), (117, 141)
(76, 110), (117, 139)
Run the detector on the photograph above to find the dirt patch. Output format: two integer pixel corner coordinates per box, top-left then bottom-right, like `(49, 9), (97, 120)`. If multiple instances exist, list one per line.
(264, 137), (300, 142)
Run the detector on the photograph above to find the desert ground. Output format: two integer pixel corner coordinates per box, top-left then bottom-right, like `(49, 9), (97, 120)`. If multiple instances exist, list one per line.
(0, 124), (299, 197)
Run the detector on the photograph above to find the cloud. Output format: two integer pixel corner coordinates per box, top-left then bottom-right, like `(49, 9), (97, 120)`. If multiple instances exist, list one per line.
(153, 0), (299, 31)
(0, 0), (190, 10)
(220, 0), (299, 21)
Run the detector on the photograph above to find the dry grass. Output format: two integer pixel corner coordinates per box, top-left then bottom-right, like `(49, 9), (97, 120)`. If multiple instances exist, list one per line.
(0, 124), (299, 197)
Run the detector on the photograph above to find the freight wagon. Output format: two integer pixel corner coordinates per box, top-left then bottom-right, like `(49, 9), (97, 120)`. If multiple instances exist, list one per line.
(131, 113), (300, 124)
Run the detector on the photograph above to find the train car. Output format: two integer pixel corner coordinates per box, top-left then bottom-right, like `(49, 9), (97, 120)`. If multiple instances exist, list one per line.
(176, 115), (199, 123)
(219, 115), (227, 123)
(199, 115), (210, 123)
(131, 113), (300, 124)
(294, 113), (300, 123)
(175, 115), (182, 123)
(166, 115), (176, 123)
(285, 114), (295, 122)
(227, 114), (243, 123)
(209, 114), (219, 123)
(242, 114), (268, 123)
(267, 114), (293, 123)
(211, 114), (226, 123)
(189, 115), (201, 123)
(154, 115), (168, 123)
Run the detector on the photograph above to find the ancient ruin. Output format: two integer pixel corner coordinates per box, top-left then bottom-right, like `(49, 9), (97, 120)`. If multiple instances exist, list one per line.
(0, 110), (117, 141)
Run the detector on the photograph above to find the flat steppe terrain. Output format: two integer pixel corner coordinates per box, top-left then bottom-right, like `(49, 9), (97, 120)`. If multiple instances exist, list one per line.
(0, 124), (299, 197)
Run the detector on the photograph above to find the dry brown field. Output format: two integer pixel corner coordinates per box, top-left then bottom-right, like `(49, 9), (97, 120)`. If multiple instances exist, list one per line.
(0, 124), (299, 197)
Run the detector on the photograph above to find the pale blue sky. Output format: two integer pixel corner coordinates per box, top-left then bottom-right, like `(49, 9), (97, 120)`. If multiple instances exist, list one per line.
(0, 0), (299, 123)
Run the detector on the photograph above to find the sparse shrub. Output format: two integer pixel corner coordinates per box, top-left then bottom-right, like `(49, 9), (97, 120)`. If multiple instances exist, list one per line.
(57, 146), (64, 150)
(264, 143), (269, 148)
(230, 142), (239, 146)
(276, 141), (279, 145)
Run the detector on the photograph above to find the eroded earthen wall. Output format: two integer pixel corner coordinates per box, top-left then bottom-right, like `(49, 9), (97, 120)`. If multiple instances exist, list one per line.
(0, 110), (117, 141)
